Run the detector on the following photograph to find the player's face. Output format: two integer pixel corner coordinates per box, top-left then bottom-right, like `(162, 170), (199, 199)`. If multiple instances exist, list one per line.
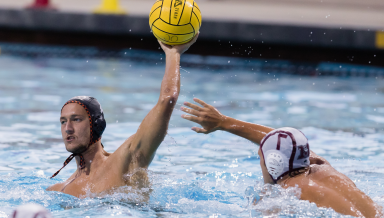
(258, 148), (274, 184)
(60, 103), (90, 154)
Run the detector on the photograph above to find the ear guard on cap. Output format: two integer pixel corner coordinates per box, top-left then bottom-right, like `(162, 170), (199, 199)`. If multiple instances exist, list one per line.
(265, 151), (286, 180)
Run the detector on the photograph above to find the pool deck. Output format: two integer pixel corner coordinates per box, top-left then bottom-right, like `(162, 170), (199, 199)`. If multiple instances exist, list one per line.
(0, 0), (384, 48)
(1, 0), (384, 30)
(0, 0), (383, 68)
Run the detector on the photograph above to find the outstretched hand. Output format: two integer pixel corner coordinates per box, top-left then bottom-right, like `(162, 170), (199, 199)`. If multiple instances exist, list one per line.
(181, 98), (226, 134)
(159, 32), (199, 55)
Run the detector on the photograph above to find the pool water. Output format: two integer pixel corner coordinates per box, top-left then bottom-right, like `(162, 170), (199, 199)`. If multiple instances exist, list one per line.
(0, 48), (383, 217)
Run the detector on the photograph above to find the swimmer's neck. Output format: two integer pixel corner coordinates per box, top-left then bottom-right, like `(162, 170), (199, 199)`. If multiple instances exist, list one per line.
(276, 168), (310, 186)
(276, 174), (291, 186)
(74, 141), (109, 174)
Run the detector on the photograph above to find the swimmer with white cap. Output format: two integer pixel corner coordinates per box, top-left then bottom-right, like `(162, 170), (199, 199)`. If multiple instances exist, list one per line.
(47, 35), (199, 198)
(12, 203), (52, 218)
(181, 98), (383, 217)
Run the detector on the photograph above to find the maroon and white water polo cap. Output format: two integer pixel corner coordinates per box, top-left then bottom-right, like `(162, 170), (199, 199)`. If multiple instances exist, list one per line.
(260, 127), (310, 183)
(12, 203), (52, 218)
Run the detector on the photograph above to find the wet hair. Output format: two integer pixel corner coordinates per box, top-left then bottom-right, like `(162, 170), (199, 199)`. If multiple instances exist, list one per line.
(288, 167), (309, 177)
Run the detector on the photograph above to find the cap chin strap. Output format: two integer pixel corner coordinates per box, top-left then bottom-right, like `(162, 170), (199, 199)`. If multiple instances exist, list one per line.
(50, 153), (85, 179)
(50, 139), (102, 179)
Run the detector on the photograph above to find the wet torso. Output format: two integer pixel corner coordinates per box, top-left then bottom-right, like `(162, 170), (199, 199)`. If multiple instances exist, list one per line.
(280, 164), (381, 217)
(48, 138), (150, 198)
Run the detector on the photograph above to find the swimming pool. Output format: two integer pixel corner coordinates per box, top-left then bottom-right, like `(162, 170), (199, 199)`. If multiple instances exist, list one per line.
(0, 45), (383, 217)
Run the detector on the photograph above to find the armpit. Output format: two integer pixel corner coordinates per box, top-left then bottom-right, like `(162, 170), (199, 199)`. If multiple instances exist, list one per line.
(126, 150), (150, 170)
(134, 151), (150, 168)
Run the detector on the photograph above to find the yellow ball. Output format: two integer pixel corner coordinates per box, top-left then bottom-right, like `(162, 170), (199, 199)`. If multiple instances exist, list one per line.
(149, 0), (202, 45)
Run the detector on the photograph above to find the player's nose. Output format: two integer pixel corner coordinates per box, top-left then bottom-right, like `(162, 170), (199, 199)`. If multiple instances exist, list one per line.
(65, 122), (74, 134)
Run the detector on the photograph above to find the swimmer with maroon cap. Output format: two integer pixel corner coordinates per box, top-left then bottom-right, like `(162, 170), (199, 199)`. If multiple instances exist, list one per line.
(47, 35), (199, 198)
(181, 98), (382, 217)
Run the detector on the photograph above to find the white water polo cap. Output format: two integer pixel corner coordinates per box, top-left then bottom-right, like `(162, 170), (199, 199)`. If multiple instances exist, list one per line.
(12, 203), (52, 218)
(260, 127), (310, 182)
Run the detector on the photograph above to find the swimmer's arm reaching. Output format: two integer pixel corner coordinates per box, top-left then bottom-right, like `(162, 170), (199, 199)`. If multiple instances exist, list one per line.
(181, 98), (330, 165)
(181, 98), (274, 145)
(115, 35), (199, 171)
(181, 98), (328, 160)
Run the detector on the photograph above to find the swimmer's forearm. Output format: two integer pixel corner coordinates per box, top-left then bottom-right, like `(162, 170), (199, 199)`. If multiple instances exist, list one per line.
(128, 51), (181, 165)
(220, 116), (274, 145)
(159, 51), (181, 102)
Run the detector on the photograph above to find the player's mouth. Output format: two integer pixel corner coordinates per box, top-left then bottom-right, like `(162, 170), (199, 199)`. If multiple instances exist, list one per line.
(66, 136), (75, 142)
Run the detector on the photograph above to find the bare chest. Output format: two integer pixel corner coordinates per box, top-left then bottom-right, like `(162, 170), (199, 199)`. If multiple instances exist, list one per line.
(60, 168), (124, 198)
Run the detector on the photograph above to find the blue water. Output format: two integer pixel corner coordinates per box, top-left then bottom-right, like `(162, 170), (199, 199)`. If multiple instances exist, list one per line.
(0, 48), (384, 217)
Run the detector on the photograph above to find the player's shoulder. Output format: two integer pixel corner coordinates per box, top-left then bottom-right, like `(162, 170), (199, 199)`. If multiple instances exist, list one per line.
(309, 153), (331, 166)
(108, 134), (136, 159)
(103, 133), (145, 173)
(310, 163), (334, 174)
(308, 164), (357, 188)
(46, 182), (65, 192)
(46, 171), (79, 192)
(308, 164), (341, 182)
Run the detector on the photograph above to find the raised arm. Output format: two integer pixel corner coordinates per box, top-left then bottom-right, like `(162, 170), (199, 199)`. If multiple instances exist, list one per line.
(181, 98), (274, 145)
(115, 36), (199, 171)
(181, 98), (330, 164)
